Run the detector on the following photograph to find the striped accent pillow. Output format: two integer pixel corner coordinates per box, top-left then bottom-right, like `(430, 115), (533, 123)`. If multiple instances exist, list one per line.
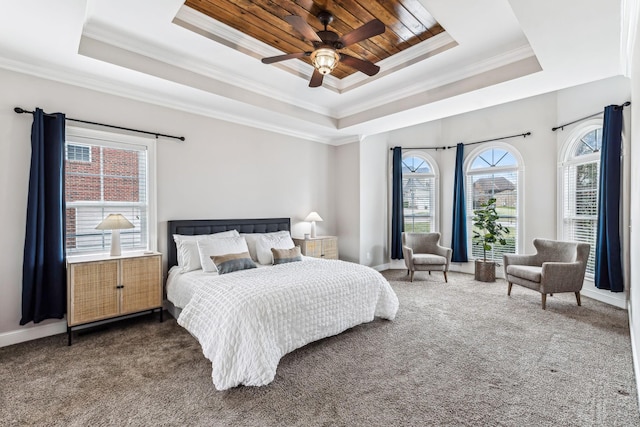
(271, 246), (302, 265)
(211, 252), (256, 274)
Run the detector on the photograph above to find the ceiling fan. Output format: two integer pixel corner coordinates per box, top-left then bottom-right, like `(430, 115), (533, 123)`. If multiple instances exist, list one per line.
(261, 11), (385, 87)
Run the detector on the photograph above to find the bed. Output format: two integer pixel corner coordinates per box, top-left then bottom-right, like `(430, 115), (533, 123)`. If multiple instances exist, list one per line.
(166, 218), (399, 390)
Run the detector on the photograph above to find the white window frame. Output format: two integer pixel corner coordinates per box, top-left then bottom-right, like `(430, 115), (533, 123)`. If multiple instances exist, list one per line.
(401, 150), (440, 233)
(557, 119), (602, 279)
(65, 126), (157, 255)
(464, 142), (524, 261)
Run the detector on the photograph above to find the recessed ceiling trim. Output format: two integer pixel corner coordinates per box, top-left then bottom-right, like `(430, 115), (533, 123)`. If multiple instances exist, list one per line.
(83, 15), (332, 117)
(174, 4), (457, 93)
(337, 44), (538, 118)
(0, 54), (343, 145)
(173, 5), (342, 91)
(336, 32), (458, 93)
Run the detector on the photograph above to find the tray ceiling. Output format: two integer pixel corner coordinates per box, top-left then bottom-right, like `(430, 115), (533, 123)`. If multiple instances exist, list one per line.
(183, 0), (445, 79)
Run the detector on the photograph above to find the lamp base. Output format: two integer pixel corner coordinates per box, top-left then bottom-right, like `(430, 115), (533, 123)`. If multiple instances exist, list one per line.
(110, 229), (122, 257)
(310, 221), (317, 238)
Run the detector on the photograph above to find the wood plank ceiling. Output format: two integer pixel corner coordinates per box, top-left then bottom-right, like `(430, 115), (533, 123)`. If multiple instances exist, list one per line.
(184, 0), (445, 79)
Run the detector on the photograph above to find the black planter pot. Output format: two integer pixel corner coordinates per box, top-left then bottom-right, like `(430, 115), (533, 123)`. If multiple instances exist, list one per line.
(474, 259), (496, 282)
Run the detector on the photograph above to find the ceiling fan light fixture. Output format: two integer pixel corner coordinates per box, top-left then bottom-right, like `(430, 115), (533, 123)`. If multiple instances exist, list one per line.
(310, 48), (339, 75)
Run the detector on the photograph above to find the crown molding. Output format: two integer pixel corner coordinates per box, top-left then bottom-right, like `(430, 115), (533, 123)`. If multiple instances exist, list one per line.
(0, 56), (343, 145)
(173, 5), (457, 94)
(173, 5), (342, 91)
(336, 44), (537, 118)
(335, 31), (458, 92)
(83, 14), (333, 117)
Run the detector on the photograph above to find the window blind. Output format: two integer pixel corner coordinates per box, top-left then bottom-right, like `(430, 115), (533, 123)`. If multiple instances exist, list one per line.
(466, 171), (518, 262)
(402, 175), (435, 232)
(65, 143), (149, 255)
(562, 159), (599, 277)
(401, 154), (437, 233)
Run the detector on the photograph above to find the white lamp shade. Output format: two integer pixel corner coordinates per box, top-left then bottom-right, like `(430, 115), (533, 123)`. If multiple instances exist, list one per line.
(304, 212), (323, 222)
(95, 214), (135, 230)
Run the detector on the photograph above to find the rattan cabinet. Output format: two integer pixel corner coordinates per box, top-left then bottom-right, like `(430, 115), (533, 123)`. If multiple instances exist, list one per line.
(292, 236), (338, 260)
(66, 252), (162, 345)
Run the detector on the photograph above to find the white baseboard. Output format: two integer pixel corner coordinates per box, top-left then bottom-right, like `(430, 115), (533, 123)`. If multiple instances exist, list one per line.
(0, 320), (67, 348)
(581, 286), (627, 309)
(372, 263), (390, 272)
(628, 300), (640, 411)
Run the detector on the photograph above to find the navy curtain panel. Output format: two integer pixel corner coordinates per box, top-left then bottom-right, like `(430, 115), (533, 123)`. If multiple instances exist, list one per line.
(451, 143), (468, 262)
(594, 105), (624, 292)
(21, 108), (67, 325)
(391, 147), (404, 259)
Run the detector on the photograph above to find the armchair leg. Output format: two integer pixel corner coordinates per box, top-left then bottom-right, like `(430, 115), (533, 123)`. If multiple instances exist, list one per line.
(507, 282), (512, 296)
(443, 271), (448, 283)
(410, 271), (414, 282)
(575, 292), (581, 306)
(407, 269), (410, 276)
(541, 294), (547, 310)
(428, 271), (431, 275)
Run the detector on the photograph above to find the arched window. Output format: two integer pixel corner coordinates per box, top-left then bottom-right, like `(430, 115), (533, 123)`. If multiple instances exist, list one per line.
(402, 152), (438, 232)
(465, 144), (522, 262)
(560, 121), (602, 278)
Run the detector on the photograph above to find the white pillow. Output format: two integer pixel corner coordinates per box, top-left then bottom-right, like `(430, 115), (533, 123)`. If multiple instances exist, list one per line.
(256, 233), (295, 265)
(197, 236), (250, 273)
(174, 230), (239, 272)
(242, 230), (290, 262)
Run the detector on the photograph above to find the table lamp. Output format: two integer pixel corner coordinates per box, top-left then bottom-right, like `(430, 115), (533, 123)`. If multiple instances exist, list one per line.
(304, 212), (323, 238)
(96, 214), (135, 256)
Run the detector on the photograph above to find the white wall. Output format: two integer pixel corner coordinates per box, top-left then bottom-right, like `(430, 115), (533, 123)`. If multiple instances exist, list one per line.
(628, 0), (640, 408)
(335, 142), (360, 263)
(0, 68), (336, 345)
(359, 134), (389, 269)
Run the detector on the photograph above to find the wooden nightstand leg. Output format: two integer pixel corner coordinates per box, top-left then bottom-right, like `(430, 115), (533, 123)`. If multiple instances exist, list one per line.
(160, 307), (163, 323)
(67, 326), (72, 346)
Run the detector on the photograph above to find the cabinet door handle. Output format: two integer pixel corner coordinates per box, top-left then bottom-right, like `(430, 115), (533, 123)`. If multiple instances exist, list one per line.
(116, 285), (124, 289)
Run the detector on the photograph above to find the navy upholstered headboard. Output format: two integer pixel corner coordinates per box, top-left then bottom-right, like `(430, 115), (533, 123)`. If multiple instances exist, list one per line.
(167, 218), (291, 269)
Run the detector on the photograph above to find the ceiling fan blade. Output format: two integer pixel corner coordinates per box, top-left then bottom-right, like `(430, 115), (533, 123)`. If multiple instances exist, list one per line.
(338, 19), (385, 47)
(284, 15), (322, 43)
(339, 54), (380, 76)
(261, 52), (309, 64)
(309, 69), (324, 87)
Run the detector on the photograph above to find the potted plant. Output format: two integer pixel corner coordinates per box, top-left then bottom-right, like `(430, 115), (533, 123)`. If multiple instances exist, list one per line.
(472, 197), (510, 282)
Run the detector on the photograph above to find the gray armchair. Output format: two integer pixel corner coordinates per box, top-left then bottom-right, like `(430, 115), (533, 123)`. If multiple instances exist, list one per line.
(402, 232), (452, 283)
(503, 239), (590, 309)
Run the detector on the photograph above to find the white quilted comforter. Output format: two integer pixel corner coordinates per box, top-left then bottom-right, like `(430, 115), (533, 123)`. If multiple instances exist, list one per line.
(177, 258), (399, 390)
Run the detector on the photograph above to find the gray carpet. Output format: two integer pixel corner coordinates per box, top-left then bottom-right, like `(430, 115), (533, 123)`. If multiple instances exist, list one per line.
(1, 271), (638, 426)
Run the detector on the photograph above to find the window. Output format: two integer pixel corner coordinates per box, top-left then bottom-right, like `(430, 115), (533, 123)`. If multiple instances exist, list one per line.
(66, 144), (91, 162)
(465, 145), (521, 262)
(402, 152), (438, 232)
(560, 122), (602, 278)
(65, 127), (156, 255)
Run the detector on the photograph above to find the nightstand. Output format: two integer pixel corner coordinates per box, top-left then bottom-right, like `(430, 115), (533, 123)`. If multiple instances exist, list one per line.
(292, 236), (338, 260)
(66, 251), (163, 345)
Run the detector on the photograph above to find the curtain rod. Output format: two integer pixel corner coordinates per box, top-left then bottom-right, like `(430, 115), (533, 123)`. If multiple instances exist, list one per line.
(389, 131), (531, 151)
(551, 101), (631, 132)
(13, 107), (185, 141)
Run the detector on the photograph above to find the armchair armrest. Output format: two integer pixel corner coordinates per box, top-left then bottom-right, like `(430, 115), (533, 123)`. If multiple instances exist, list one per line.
(434, 245), (453, 269)
(402, 245), (414, 269)
(541, 261), (585, 293)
